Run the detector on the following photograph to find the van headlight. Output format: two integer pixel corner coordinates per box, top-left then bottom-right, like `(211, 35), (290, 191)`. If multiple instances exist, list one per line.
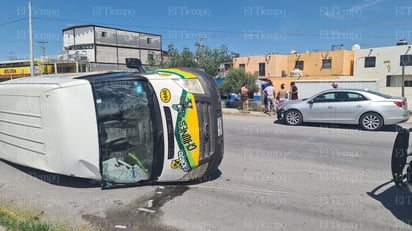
(173, 78), (205, 94)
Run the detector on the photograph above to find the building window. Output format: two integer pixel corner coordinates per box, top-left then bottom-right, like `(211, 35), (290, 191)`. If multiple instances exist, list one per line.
(322, 59), (332, 69)
(239, 64), (245, 69)
(147, 38), (152, 44)
(295, 61), (304, 70)
(147, 53), (154, 61)
(400, 54), (412, 66)
(258, 63), (265, 76)
(386, 75), (412, 87)
(364, 56), (376, 68)
(101, 31), (107, 37)
(405, 80), (412, 87)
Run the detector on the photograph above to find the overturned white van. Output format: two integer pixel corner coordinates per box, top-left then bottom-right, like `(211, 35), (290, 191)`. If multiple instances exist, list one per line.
(0, 66), (224, 188)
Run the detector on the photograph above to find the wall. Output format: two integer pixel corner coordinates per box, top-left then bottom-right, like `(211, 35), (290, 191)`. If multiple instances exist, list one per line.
(233, 54), (288, 78)
(63, 26), (94, 48)
(353, 44), (412, 88)
(354, 44), (412, 108)
(287, 49), (354, 77)
(62, 25), (162, 68)
(293, 80), (378, 99)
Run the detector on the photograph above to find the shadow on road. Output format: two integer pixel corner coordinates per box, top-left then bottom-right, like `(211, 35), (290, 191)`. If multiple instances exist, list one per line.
(1, 159), (222, 189)
(368, 180), (412, 227)
(273, 119), (404, 133)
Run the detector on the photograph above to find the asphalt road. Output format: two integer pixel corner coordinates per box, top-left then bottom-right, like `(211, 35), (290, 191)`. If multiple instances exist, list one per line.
(1, 114), (412, 230)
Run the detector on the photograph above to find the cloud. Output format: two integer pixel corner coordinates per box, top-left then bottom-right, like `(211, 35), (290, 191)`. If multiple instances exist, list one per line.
(351, 0), (385, 12)
(320, 0), (385, 20)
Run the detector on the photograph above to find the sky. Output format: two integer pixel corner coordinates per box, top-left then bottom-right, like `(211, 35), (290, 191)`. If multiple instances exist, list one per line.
(1, 0), (412, 61)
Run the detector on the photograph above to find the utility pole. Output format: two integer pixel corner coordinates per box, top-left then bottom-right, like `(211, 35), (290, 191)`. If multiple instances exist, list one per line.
(195, 36), (205, 52)
(195, 36), (205, 63)
(29, 1), (34, 77)
(402, 65), (405, 97)
(38, 40), (48, 58)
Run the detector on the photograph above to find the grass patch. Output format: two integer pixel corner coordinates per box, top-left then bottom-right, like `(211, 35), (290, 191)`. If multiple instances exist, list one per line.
(0, 201), (96, 231)
(0, 206), (52, 231)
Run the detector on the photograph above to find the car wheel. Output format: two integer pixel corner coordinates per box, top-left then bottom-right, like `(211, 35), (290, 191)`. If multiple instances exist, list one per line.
(285, 110), (302, 126)
(360, 112), (383, 131)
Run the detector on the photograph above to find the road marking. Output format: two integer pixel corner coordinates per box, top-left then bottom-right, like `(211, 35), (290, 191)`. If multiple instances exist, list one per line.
(138, 207), (156, 213)
(191, 185), (288, 195)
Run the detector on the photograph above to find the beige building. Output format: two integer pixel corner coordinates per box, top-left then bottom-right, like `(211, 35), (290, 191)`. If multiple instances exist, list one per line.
(288, 49), (354, 78)
(233, 53), (288, 78)
(232, 49), (355, 93)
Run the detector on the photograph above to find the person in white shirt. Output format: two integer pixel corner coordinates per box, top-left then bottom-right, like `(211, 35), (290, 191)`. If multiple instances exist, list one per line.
(263, 81), (276, 114)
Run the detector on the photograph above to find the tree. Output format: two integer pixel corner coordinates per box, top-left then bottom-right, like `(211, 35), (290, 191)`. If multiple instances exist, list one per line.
(219, 68), (259, 97)
(165, 44), (179, 67)
(162, 43), (234, 77)
(180, 47), (198, 67)
(162, 44), (198, 69)
(196, 45), (233, 76)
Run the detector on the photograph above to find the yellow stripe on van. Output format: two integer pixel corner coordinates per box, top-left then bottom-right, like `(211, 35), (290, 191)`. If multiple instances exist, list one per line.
(157, 68), (197, 79)
(174, 91), (200, 168)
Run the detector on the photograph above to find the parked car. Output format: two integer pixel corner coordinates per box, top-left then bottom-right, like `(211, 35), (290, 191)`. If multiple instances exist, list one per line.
(277, 88), (409, 131)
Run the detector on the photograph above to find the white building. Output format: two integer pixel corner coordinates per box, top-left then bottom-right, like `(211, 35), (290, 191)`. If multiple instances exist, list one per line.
(353, 41), (412, 101)
(62, 25), (162, 70)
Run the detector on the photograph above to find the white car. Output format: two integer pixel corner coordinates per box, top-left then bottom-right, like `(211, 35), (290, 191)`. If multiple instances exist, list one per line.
(277, 88), (409, 131)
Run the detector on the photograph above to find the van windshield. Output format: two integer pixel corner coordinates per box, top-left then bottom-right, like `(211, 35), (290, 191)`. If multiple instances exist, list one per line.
(92, 79), (157, 184)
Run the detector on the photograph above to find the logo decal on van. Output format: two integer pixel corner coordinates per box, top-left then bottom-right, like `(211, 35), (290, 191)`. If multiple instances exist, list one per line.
(177, 150), (191, 172)
(160, 88), (171, 103)
(173, 91), (200, 169)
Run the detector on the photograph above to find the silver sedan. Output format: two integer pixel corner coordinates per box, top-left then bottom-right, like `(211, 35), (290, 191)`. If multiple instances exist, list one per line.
(277, 88), (409, 131)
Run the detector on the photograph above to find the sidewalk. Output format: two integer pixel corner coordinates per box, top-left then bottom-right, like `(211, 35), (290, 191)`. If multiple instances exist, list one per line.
(222, 108), (269, 117)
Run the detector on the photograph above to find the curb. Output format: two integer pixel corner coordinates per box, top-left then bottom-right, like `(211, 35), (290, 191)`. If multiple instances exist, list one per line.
(222, 108), (272, 117)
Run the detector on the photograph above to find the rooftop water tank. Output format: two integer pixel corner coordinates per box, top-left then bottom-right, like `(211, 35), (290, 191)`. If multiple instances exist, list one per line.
(397, 39), (408, 46)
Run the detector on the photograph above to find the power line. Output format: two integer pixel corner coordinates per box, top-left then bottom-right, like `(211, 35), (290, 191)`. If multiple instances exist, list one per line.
(0, 18), (26, 26)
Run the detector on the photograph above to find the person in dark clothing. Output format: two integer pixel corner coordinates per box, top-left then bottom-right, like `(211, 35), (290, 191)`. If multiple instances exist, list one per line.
(261, 81), (269, 113)
(290, 82), (298, 100)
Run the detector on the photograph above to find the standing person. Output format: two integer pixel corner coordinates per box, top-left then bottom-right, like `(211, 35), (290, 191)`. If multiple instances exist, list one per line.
(263, 81), (276, 115)
(261, 81), (269, 114)
(332, 82), (338, 89)
(240, 82), (249, 113)
(276, 83), (288, 104)
(290, 81), (298, 100)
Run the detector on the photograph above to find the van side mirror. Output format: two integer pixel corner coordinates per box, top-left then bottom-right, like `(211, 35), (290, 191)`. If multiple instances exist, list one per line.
(126, 58), (145, 72)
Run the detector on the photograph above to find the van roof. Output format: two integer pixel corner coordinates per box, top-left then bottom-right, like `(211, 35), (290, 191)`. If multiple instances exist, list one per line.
(0, 71), (130, 86)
